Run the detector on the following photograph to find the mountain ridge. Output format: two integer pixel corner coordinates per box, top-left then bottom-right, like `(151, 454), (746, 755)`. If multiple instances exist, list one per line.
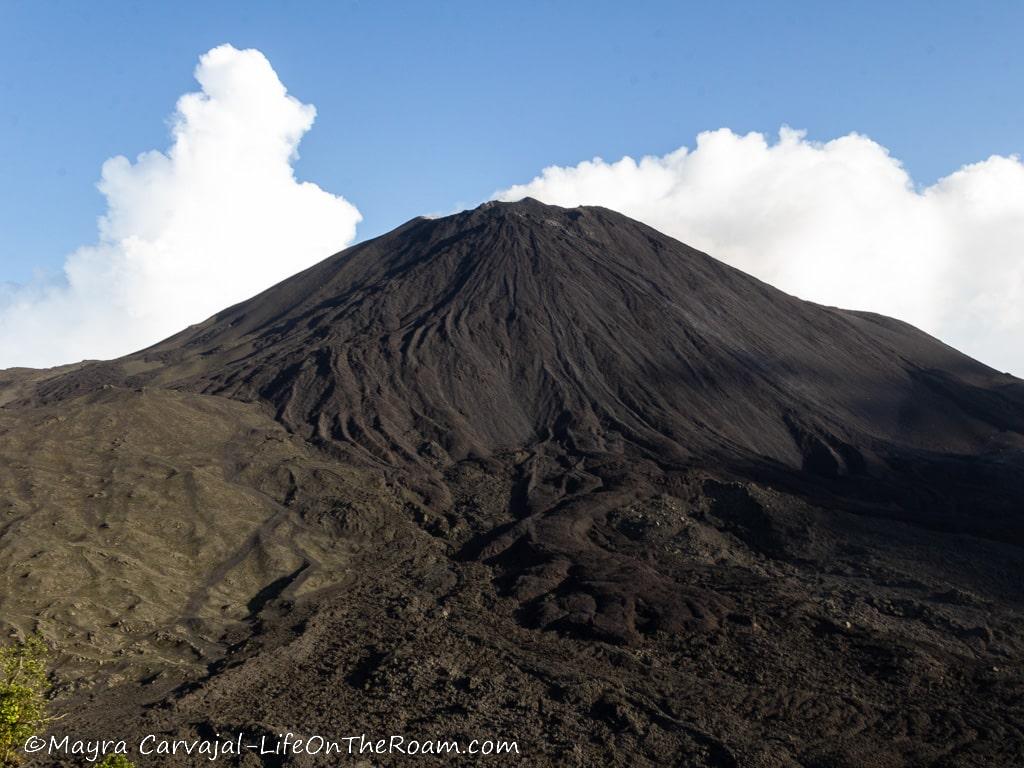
(3, 198), (1023, 766)
(28, 199), (1020, 462)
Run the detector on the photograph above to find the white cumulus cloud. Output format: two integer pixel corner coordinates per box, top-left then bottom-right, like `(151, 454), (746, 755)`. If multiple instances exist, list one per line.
(0, 44), (361, 369)
(495, 127), (1024, 377)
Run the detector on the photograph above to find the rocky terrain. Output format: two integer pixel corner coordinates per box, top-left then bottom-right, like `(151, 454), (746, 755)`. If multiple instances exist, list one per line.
(2, 199), (1022, 766)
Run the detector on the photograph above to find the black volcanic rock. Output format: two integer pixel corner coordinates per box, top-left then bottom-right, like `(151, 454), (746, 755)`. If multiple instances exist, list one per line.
(139, 199), (1024, 465)
(120, 199), (1024, 546)
(4, 199), (1024, 766)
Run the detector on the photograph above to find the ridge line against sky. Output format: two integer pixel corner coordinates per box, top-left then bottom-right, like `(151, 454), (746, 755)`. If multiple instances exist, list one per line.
(493, 131), (1024, 376)
(0, 34), (1023, 375)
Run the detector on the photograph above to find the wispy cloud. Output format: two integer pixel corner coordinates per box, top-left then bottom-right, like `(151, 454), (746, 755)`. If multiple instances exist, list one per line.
(0, 44), (361, 369)
(496, 128), (1024, 376)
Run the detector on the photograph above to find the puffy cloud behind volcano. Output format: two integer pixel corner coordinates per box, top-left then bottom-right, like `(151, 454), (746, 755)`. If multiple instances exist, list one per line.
(0, 44), (361, 369)
(496, 128), (1024, 376)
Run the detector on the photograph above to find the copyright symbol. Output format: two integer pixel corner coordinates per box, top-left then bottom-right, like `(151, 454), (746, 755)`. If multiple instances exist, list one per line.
(23, 735), (46, 753)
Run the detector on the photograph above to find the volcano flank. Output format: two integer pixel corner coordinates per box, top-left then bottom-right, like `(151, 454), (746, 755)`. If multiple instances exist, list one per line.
(2, 199), (1023, 766)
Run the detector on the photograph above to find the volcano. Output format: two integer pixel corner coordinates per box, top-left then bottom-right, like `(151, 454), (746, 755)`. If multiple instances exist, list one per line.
(3, 199), (1023, 766)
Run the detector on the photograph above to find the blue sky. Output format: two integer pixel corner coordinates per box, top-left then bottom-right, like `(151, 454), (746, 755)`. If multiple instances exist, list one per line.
(2, 0), (1022, 284)
(1, 1), (1023, 374)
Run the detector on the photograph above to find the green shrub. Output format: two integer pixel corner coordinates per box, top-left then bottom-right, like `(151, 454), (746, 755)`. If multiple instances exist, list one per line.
(0, 635), (50, 767)
(96, 755), (136, 768)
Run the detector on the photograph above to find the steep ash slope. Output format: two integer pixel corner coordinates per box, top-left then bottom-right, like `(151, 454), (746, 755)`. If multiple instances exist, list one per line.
(120, 199), (1023, 469)
(101, 198), (1024, 552)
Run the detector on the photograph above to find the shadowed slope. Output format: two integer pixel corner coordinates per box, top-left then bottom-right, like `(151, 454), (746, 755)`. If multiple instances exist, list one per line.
(118, 198), (1023, 472)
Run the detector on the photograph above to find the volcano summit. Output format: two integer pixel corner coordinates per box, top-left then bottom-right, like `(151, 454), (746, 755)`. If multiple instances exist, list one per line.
(2, 200), (1023, 766)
